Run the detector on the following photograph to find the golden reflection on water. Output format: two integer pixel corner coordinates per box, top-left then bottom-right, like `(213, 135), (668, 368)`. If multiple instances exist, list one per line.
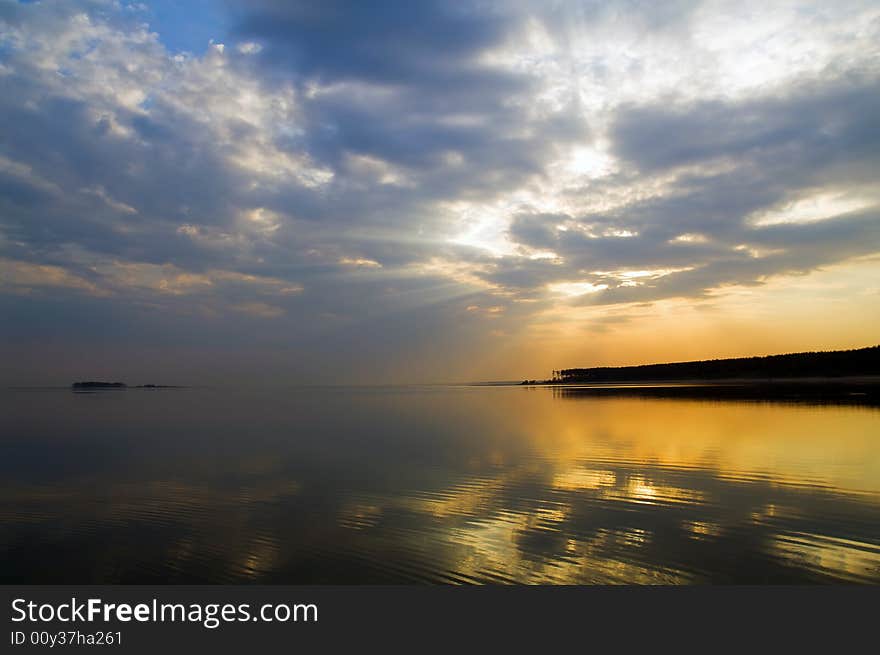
(515, 395), (880, 494)
(355, 390), (880, 583)
(1, 387), (879, 583)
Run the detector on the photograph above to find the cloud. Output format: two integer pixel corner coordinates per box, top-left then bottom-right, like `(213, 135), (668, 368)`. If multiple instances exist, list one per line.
(0, 0), (878, 382)
(611, 78), (880, 176)
(234, 0), (514, 85)
(491, 74), (880, 306)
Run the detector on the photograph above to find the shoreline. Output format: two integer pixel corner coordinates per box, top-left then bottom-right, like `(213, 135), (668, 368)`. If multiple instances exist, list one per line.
(552, 377), (880, 405)
(482, 376), (880, 405)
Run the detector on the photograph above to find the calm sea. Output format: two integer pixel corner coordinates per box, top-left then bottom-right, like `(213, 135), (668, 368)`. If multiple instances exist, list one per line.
(2, 385), (879, 583)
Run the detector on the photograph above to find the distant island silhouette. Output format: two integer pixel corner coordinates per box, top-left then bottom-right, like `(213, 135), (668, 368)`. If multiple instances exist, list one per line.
(71, 381), (182, 390)
(71, 381), (127, 390)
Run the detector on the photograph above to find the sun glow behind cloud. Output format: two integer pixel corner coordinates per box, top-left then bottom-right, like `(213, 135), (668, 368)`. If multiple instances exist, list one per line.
(548, 281), (609, 297)
(748, 192), (876, 226)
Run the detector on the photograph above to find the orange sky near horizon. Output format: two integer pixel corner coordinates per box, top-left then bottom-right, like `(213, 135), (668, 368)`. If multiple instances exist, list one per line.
(428, 255), (880, 382)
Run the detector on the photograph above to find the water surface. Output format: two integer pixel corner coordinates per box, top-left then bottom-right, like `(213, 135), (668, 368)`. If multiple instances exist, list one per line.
(2, 385), (879, 583)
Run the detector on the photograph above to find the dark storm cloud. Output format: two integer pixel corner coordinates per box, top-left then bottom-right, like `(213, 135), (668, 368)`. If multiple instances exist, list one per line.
(230, 0), (588, 210)
(234, 0), (514, 85)
(509, 213), (568, 251)
(611, 78), (880, 176)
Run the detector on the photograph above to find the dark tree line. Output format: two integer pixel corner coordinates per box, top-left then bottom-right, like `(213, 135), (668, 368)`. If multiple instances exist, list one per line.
(554, 345), (880, 383)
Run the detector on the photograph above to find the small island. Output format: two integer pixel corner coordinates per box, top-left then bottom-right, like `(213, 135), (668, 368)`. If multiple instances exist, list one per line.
(71, 381), (182, 391)
(71, 381), (127, 390)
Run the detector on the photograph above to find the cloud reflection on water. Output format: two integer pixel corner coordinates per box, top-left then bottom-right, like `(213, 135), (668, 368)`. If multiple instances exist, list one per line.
(1, 386), (878, 583)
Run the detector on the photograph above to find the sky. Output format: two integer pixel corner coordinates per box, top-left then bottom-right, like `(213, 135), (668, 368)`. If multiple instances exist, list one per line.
(1, 0), (879, 385)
